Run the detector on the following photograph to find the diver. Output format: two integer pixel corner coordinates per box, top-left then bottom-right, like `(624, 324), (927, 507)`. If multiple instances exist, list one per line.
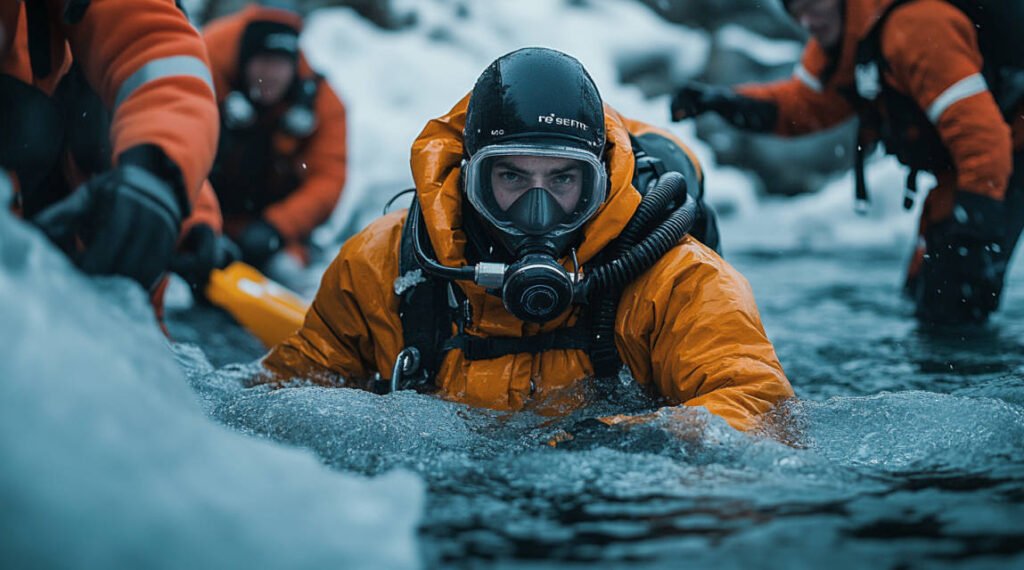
(670, 0), (1024, 326)
(256, 48), (794, 432)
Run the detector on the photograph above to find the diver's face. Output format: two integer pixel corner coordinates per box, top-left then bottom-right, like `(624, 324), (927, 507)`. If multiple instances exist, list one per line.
(245, 54), (296, 105)
(787, 0), (843, 50)
(490, 155), (584, 213)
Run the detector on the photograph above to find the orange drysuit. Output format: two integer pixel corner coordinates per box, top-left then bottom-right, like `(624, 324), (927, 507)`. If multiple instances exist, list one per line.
(737, 0), (1022, 225)
(261, 97), (794, 431)
(202, 5), (347, 255)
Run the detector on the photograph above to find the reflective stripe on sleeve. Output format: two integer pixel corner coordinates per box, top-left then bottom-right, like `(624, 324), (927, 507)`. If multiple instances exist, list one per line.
(927, 73), (988, 124)
(794, 63), (823, 93)
(114, 55), (215, 111)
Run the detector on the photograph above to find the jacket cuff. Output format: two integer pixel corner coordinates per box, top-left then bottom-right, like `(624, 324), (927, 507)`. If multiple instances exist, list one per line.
(951, 190), (1006, 241)
(118, 144), (190, 217)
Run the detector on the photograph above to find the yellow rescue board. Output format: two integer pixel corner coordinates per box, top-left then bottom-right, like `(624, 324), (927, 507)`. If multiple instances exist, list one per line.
(205, 262), (309, 347)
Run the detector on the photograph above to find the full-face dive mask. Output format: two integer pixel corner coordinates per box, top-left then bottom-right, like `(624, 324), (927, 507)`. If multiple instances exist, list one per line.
(409, 47), (610, 324)
(462, 144), (607, 322)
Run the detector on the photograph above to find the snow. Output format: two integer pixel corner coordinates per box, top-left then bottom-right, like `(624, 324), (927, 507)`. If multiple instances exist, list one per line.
(302, 0), (923, 265)
(720, 152), (928, 253)
(394, 268), (427, 295)
(715, 24), (804, 67)
(0, 206), (423, 569)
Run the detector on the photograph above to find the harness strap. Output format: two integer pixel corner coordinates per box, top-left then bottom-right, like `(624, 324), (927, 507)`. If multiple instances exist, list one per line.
(64, 0), (91, 23)
(904, 168), (919, 210)
(444, 326), (592, 361)
(854, 133), (870, 213)
(26, 0), (53, 79)
(397, 202), (453, 386)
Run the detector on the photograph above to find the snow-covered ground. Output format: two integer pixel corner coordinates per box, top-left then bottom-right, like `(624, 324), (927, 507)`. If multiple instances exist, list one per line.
(0, 186), (423, 568)
(304, 0), (923, 259)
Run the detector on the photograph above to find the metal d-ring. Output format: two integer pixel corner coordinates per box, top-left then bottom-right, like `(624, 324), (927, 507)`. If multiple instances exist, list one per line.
(389, 347), (422, 393)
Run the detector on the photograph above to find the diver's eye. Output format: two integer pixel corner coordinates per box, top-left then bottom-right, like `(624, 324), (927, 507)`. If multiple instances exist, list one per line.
(499, 171), (522, 183)
(552, 174), (577, 185)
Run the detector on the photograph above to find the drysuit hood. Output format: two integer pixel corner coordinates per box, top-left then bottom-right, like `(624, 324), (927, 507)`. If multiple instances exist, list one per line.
(409, 94), (642, 268)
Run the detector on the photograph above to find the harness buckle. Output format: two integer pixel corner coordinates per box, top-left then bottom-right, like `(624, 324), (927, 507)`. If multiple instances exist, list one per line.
(389, 347), (422, 393)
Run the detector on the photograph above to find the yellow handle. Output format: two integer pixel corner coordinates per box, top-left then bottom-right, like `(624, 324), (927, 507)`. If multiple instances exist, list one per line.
(204, 262), (309, 348)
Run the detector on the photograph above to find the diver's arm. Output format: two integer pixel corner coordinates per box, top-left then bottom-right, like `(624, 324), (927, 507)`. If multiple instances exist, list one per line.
(615, 238), (794, 431)
(259, 241), (374, 385)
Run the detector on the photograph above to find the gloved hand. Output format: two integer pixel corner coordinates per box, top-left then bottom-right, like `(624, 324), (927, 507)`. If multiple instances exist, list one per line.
(170, 224), (240, 292)
(548, 410), (705, 451)
(914, 191), (1007, 323)
(670, 82), (730, 120)
(236, 218), (283, 268)
(33, 163), (183, 291)
(670, 81), (777, 132)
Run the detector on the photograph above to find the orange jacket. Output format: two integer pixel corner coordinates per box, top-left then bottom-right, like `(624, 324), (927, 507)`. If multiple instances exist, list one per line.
(202, 5), (347, 243)
(0, 0), (219, 208)
(261, 97), (793, 431)
(738, 0), (1018, 202)
(185, 180), (223, 235)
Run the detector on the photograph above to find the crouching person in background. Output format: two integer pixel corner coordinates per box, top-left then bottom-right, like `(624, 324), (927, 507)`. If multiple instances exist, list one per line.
(202, 4), (348, 284)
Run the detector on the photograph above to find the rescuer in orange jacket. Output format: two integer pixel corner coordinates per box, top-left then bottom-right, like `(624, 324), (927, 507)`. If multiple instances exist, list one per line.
(0, 0), (219, 294)
(257, 48), (793, 432)
(670, 0), (1024, 325)
(202, 5), (347, 271)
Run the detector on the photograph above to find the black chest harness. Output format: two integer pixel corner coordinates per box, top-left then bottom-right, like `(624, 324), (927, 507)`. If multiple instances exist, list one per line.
(378, 132), (718, 393)
(848, 0), (1024, 211)
(211, 76), (323, 218)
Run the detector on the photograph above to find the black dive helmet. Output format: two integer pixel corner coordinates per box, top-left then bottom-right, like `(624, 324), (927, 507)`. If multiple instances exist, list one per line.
(462, 47), (607, 322)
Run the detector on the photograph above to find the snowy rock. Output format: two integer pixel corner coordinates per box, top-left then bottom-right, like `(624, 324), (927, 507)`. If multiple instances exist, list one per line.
(0, 210), (423, 570)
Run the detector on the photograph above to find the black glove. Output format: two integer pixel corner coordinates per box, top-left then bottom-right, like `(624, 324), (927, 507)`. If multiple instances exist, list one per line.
(914, 191), (1007, 324)
(236, 218), (283, 267)
(670, 82), (723, 120)
(33, 163), (183, 291)
(670, 81), (777, 132)
(170, 224), (240, 291)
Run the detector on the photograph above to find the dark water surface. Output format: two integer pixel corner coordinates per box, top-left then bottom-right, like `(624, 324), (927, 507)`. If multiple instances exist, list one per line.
(168, 248), (1024, 569)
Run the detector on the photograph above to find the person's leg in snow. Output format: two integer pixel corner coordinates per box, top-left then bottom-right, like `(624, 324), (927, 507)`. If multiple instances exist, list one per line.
(906, 153), (1024, 324)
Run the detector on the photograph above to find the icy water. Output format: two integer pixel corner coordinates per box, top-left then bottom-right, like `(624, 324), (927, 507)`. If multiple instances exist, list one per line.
(168, 248), (1024, 569)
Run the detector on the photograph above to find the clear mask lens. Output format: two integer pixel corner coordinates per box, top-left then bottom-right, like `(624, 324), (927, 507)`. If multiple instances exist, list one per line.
(464, 145), (607, 240)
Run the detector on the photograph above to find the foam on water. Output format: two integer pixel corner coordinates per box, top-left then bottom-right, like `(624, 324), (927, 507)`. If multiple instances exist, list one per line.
(182, 357), (1024, 566)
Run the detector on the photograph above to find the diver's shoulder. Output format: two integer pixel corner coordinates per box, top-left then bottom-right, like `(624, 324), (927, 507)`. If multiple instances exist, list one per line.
(646, 235), (751, 290)
(334, 210), (406, 265)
